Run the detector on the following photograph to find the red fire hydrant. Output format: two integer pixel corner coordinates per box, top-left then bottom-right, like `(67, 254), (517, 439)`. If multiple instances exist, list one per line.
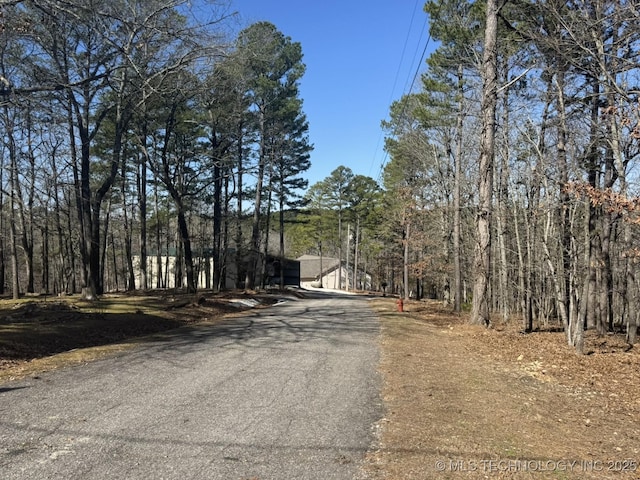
(396, 297), (404, 312)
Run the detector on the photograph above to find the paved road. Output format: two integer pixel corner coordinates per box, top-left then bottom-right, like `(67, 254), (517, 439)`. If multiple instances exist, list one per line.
(0, 292), (382, 480)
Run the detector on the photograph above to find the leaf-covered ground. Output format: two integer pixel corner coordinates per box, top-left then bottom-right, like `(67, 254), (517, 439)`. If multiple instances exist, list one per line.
(362, 298), (640, 479)
(0, 290), (280, 382)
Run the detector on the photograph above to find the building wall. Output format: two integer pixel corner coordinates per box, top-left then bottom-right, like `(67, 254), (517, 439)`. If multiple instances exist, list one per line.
(132, 255), (236, 290)
(301, 266), (372, 291)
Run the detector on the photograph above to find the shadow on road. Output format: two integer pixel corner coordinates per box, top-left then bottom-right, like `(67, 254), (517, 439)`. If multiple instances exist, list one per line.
(131, 292), (380, 361)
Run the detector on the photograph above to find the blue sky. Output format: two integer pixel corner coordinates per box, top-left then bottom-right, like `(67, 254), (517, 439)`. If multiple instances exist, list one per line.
(229, 0), (434, 186)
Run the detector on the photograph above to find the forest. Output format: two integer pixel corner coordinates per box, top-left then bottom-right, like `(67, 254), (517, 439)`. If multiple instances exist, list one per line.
(374, 0), (640, 353)
(0, 0), (312, 299)
(1, 0), (640, 355)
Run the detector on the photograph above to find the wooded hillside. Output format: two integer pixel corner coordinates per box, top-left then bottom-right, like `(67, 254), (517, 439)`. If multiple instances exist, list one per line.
(0, 1), (311, 298)
(1, 1), (639, 354)
(374, 0), (640, 353)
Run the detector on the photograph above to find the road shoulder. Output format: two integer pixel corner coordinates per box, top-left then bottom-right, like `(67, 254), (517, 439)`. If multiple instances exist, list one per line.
(361, 298), (639, 480)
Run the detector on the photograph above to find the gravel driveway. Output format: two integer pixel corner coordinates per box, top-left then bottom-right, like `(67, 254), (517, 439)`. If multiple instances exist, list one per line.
(0, 292), (382, 480)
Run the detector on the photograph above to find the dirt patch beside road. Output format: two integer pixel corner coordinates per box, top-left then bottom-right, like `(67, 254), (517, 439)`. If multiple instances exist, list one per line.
(0, 290), (281, 383)
(363, 298), (640, 479)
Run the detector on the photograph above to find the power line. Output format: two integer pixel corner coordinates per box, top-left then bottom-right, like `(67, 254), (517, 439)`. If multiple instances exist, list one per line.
(368, 0), (424, 179)
(390, 0), (425, 110)
(407, 32), (433, 98)
(372, 3), (434, 184)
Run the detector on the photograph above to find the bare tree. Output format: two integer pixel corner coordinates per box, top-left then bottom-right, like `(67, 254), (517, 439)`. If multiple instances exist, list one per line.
(471, 0), (502, 326)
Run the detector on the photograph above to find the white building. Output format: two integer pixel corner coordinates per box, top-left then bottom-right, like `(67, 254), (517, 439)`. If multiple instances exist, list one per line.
(297, 254), (371, 291)
(131, 253), (236, 290)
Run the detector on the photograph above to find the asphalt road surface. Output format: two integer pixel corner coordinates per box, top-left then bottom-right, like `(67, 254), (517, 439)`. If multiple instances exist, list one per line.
(0, 292), (382, 480)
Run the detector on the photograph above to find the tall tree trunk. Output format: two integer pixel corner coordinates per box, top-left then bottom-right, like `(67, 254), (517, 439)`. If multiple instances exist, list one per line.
(100, 196), (111, 292)
(122, 160), (135, 291)
(279, 193), (285, 289)
(9, 150), (20, 300)
(261, 177), (273, 289)
(247, 106), (266, 290)
(574, 200), (592, 355)
(110, 231), (119, 291)
(597, 156), (615, 334)
(553, 68), (572, 335)
(9, 195), (19, 299)
(3, 103), (19, 298)
(524, 186), (537, 333)
(592, 100), (616, 335)
(627, 267), (638, 345)
(471, 0), (500, 326)
(66, 189), (78, 293)
(575, 78), (601, 351)
(453, 66), (464, 313)
(174, 223), (183, 289)
(20, 108), (36, 293)
(138, 155), (148, 291)
(235, 124), (244, 289)
(154, 181), (163, 289)
(222, 165), (231, 291)
(76, 86), (98, 300)
(176, 206), (196, 294)
(213, 160), (222, 292)
(41, 218), (49, 294)
(496, 83), (510, 322)
(514, 202), (526, 329)
(0, 163), (5, 295)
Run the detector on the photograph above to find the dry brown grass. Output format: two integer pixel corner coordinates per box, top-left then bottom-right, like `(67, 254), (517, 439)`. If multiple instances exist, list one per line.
(362, 298), (640, 480)
(0, 290), (277, 383)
